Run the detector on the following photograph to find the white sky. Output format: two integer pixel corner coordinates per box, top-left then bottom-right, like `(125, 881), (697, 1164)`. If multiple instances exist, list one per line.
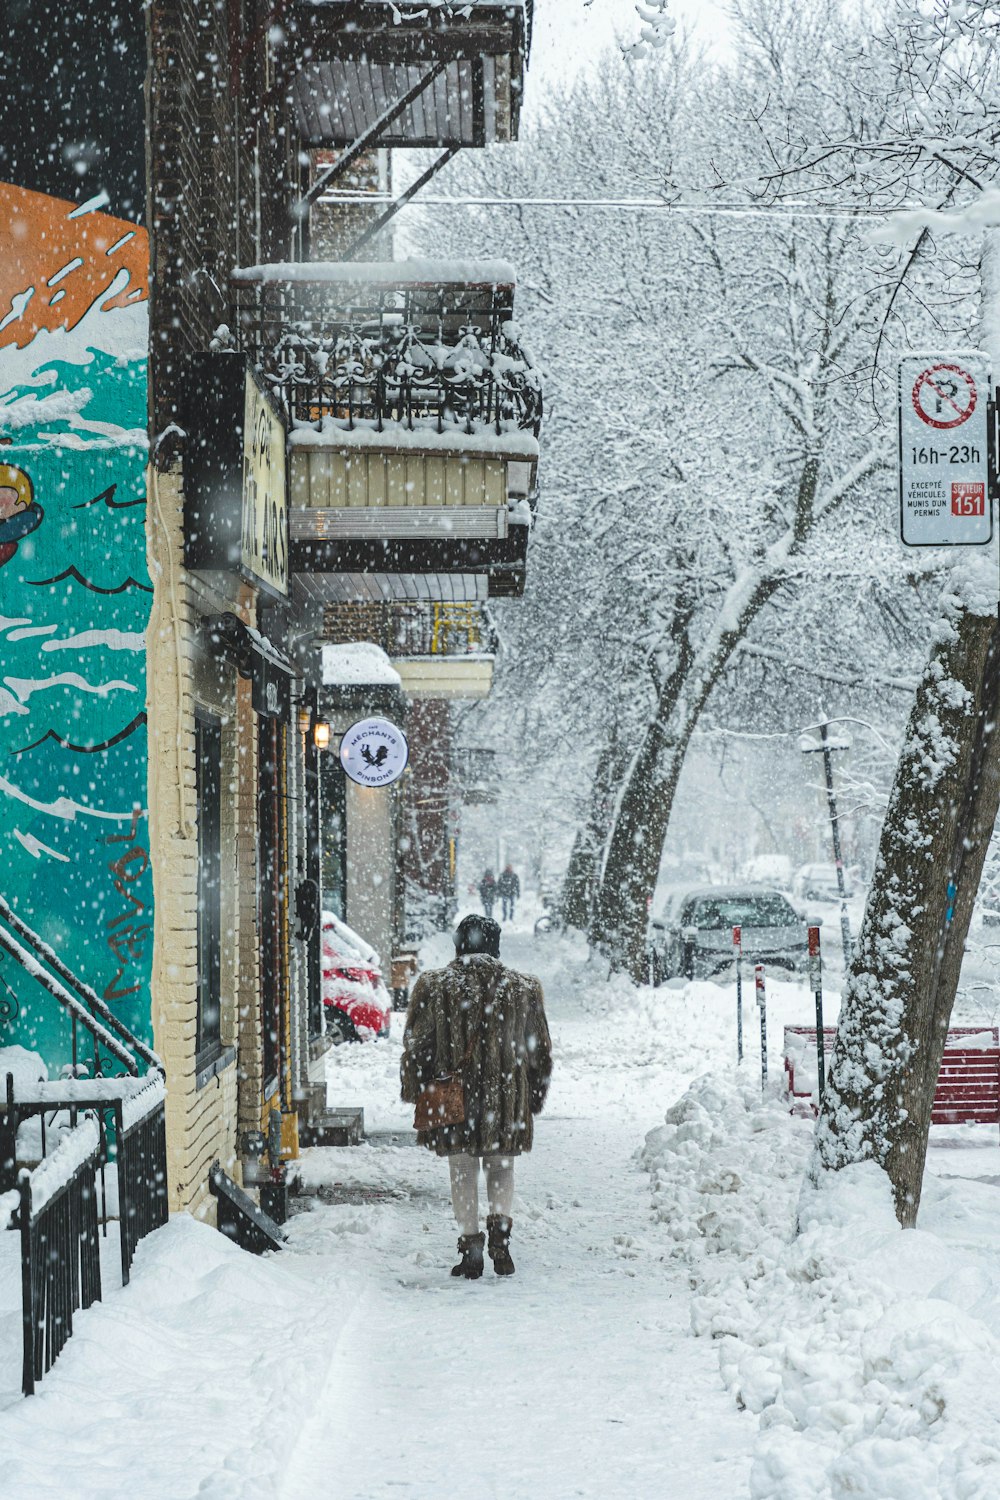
(528, 0), (731, 92)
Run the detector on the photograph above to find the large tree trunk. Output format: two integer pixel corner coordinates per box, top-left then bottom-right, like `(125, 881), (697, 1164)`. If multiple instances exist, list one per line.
(561, 733), (619, 930)
(813, 603), (1000, 1225)
(590, 694), (695, 979)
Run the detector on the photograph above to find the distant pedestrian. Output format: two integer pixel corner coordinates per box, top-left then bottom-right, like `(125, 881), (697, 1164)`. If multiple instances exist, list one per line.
(479, 868), (497, 918)
(400, 915), (552, 1279)
(498, 863), (520, 922)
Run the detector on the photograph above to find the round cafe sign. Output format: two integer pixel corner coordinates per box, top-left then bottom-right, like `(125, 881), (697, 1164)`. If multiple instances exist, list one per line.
(339, 717), (409, 788)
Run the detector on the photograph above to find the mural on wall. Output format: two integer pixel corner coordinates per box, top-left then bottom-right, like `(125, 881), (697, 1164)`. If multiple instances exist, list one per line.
(0, 181), (152, 1060)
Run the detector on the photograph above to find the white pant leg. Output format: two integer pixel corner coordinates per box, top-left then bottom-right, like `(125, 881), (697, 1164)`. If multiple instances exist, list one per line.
(484, 1156), (514, 1219)
(449, 1153), (480, 1236)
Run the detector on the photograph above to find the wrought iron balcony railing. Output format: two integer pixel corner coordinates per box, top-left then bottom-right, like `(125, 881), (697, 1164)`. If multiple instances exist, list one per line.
(322, 602), (499, 658)
(392, 602), (499, 658)
(229, 262), (542, 438)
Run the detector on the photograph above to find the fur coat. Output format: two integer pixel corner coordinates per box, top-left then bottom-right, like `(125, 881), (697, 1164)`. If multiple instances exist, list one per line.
(400, 954), (552, 1157)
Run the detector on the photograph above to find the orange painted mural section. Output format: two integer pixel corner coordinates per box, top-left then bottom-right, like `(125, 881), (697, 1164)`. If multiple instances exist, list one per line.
(0, 182), (148, 351)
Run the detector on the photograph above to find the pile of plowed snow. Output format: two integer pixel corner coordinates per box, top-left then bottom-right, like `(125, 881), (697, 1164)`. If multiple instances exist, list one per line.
(642, 1073), (1000, 1500)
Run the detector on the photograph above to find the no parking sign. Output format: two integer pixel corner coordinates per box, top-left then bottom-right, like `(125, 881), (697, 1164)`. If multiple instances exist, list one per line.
(899, 351), (993, 546)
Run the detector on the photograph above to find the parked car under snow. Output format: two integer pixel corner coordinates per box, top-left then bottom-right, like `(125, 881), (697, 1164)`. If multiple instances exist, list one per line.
(321, 912), (392, 1042)
(648, 885), (808, 983)
(792, 862), (854, 903)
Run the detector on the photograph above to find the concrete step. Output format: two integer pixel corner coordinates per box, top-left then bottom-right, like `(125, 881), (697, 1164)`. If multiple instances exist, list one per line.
(298, 1106), (365, 1148)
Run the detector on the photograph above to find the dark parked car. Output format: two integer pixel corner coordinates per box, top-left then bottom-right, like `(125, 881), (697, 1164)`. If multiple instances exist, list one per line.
(648, 885), (808, 983)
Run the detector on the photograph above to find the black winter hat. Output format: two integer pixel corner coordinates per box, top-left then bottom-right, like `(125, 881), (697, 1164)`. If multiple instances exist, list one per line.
(454, 914), (501, 958)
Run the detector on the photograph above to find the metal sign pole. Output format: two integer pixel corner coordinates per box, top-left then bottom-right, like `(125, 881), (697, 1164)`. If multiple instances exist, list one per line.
(808, 924), (825, 1099)
(755, 964), (767, 1092)
(734, 925), (743, 1064)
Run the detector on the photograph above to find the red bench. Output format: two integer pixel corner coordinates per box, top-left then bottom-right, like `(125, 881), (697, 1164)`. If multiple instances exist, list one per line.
(784, 1025), (1000, 1126)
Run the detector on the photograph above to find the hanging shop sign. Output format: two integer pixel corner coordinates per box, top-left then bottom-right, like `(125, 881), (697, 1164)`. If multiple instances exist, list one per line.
(340, 717), (409, 788)
(241, 370), (288, 595)
(184, 353), (289, 598)
(898, 352), (993, 547)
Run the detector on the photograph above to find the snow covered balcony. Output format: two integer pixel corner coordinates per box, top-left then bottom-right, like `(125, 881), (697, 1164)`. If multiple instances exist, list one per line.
(230, 260), (541, 601)
(390, 602), (498, 700)
(320, 601), (498, 698)
(280, 0), (533, 152)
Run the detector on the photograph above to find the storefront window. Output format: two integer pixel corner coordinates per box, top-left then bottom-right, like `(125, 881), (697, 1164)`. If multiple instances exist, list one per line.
(258, 716), (288, 1093)
(196, 710), (222, 1064)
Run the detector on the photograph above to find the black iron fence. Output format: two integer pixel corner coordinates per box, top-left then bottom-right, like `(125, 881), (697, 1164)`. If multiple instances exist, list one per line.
(15, 1122), (102, 1396)
(230, 275), (542, 436)
(117, 1085), (169, 1285)
(0, 891), (168, 1399)
(3, 1072), (168, 1395)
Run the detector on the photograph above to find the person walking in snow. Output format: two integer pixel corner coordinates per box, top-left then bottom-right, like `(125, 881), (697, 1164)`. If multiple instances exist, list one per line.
(479, 868), (497, 918)
(400, 914), (552, 1279)
(497, 863), (520, 922)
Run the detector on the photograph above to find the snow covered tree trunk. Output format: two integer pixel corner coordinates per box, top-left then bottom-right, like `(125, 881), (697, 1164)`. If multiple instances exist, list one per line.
(589, 413), (893, 983)
(813, 597), (1000, 1226)
(591, 565), (791, 979)
(561, 733), (619, 930)
(590, 698), (693, 980)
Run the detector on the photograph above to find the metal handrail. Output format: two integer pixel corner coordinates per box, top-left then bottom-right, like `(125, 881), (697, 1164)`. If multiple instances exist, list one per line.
(0, 896), (160, 1075)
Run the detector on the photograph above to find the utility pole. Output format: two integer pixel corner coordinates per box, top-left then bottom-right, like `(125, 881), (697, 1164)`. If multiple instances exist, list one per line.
(800, 720), (852, 972)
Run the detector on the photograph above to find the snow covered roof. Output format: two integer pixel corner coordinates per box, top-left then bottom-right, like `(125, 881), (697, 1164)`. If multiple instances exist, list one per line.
(231, 258), (517, 288)
(321, 642), (402, 688)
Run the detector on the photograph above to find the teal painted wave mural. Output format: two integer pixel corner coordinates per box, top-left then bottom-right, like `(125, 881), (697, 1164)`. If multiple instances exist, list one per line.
(0, 191), (151, 1070)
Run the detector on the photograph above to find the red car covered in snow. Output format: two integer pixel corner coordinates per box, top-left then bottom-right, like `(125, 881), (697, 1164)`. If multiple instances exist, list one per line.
(321, 912), (392, 1042)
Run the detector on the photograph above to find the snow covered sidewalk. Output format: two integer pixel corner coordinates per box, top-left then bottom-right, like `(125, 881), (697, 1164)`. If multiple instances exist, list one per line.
(0, 928), (757, 1498)
(4, 925), (1000, 1498)
(281, 930), (754, 1499)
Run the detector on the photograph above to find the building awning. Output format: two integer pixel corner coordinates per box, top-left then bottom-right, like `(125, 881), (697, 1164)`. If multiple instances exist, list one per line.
(200, 613), (297, 720)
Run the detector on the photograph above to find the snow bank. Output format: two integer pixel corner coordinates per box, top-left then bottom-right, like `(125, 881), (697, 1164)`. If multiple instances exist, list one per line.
(0, 1214), (352, 1495)
(642, 1073), (1000, 1499)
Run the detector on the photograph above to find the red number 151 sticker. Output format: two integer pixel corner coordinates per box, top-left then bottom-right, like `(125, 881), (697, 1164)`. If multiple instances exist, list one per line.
(952, 481), (986, 517)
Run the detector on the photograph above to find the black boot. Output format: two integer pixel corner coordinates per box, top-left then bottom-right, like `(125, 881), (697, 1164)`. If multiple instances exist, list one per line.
(451, 1232), (485, 1279)
(487, 1215), (515, 1276)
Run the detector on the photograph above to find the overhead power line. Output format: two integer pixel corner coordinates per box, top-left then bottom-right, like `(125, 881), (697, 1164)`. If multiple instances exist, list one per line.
(318, 192), (901, 222)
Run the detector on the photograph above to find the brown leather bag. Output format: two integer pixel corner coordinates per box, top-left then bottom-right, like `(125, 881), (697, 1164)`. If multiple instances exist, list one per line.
(413, 1013), (481, 1133)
